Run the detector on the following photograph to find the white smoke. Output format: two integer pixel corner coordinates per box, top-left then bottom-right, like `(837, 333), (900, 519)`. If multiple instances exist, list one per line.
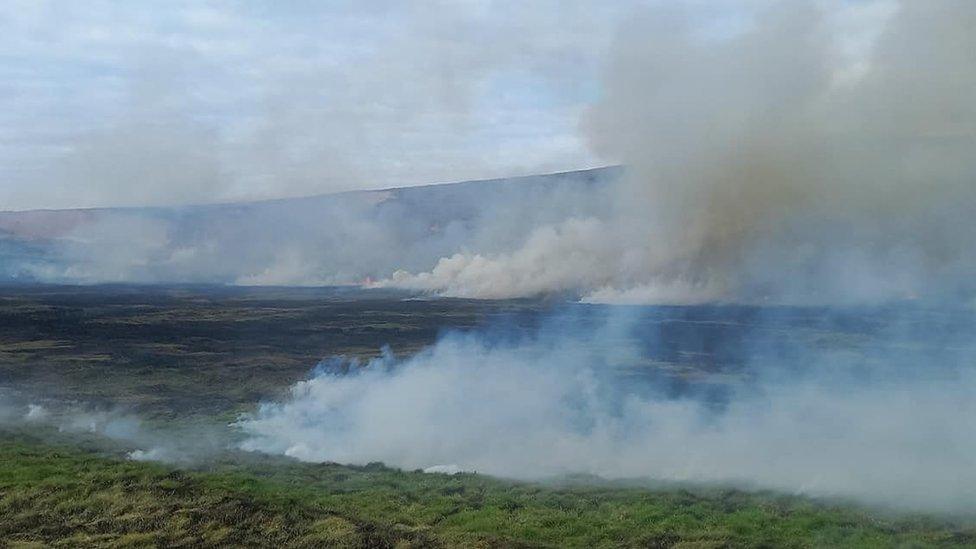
(4, 1), (973, 306)
(8, 1), (971, 307)
(237, 311), (976, 513)
(9, 169), (616, 287)
(23, 403), (49, 422)
(0, 397), (226, 464)
(387, 0), (976, 305)
(384, 217), (624, 298)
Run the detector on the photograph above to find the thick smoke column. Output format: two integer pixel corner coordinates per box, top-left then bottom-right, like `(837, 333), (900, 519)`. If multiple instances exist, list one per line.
(390, 0), (976, 305)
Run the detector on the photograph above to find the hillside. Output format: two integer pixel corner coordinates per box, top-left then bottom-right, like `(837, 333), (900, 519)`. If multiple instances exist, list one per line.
(3, 429), (971, 548)
(0, 168), (618, 286)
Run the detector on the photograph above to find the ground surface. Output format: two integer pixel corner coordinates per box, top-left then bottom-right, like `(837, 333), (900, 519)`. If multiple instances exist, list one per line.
(0, 285), (541, 420)
(2, 429), (972, 548)
(0, 285), (973, 547)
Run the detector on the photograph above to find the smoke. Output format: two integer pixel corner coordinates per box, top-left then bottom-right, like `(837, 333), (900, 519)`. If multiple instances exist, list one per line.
(384, 217), (625, 298)
(389, 0), (976, 305)
(5, 168), (616, 286)
(3, 1), (973, 521)
(237, 306), (976, 513)
(0, 394), (227, 464)
(1, 0), (611, 211)
(6, 1), (972, 307)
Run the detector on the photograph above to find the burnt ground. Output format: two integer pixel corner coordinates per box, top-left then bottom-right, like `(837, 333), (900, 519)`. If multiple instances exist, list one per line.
(1, 283), (972, 422)
(0, 284), (545, 420)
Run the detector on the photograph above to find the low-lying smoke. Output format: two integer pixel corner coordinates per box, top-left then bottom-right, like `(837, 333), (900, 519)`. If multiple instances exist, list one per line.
(4, 169), (616, 287)
(237, 307), (976, 513)
(0, 395), (226, 464)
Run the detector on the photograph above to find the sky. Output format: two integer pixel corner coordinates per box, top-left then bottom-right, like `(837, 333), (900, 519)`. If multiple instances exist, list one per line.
(0, 0), (893, 211)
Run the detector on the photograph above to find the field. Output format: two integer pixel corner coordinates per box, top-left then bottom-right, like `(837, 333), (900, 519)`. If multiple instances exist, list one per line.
(0, 285), (549, 420)
(3, 428), (973, 548)
(0, 285), (973, 547)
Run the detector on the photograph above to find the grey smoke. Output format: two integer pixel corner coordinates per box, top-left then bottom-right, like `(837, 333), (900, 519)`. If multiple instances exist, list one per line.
(390, 0), (976, 305)
(6, 1), (970, 307)
(0, 395), (228, 464)
(3, 168), (616, 285)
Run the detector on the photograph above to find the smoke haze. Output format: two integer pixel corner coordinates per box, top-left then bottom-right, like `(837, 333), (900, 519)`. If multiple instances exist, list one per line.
(1, 169), (616, 285)
(0, 0), (613, 210)
(0, 392), (227, 464)
(3, 1), (972, 307)
(390, 0), (976, 305)
(2, 0), (975, 525)
(238, 306), (976, 513)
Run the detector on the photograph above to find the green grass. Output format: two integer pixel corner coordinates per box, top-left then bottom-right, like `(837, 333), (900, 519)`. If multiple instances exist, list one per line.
(0, 432), (432, 548)
(1, 431), (972, 548)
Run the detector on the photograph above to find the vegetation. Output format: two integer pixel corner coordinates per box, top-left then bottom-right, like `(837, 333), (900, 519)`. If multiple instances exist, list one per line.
(0, 284), (908, 422)
(0, 430), (972, 548)
(0, 285), (537, 421)
(2, 286), (974, 546)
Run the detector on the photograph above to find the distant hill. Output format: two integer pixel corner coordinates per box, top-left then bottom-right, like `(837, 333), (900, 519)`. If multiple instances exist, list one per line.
(0, 167), (620, 285)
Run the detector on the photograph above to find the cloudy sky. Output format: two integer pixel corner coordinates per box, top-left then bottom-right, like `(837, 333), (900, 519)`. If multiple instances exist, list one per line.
(0, 0), (890, 210)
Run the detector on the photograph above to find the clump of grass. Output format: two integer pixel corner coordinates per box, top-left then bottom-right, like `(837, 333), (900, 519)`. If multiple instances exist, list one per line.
(1, 430), (973, 548)
(0, 434), (434, 548)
